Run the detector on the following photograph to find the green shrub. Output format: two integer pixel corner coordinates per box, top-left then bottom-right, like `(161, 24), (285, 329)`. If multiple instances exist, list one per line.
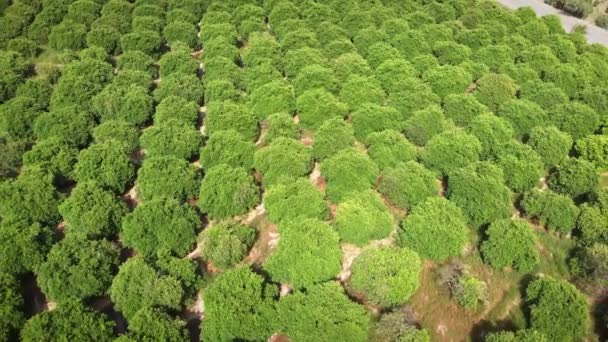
(153, 73), (204, 104)
(264, 218), (341, 288)
(379, 161), (439, 210)
(474, 73), (517, 112)
(126, 308), (189, 341)
(422, 65), (472, 99)
(549, 102), (600, 140)
(420, 130), (482, 176)
(374, 59), (417, 94)
(525, 277), (589, 341)
(20, 303), (115, 341)
(199, 164), (259, 220)
(111, 256), (197, 320)
(399, 197), (469, 260)
(596, 14), (608, 29)
(34, 105), (94, 147)
(453, 275), (487, 310)
(321, 148), (379, 203)
(526, 126), (572, 167)
(0, 219), (53, 275)
(372, 311), (431, 342)
(120, 29), (161, 56)
(204, 79), (239, 103)
(350, 247), (421, 307)
(92, 120), (139, 152)
(205, 101), (258, 142)
(0, 97), (42, 139)
(137, 155), (199, 202)
(264, 178), (328, 224)
(333, 190), (394, 246)
(16, 79), (53, 111)
(404, 105), (449, 146)
(159, 48), (199, 76)
(199, 223), (256, 270)
(202, 267), (277, 341)
(249, 80), (295, 119)
(548, 158), (597, 198)
(277, 282), (369, 342)
(154, 96), (199, 127)
(122, 197), (199, 257)
(543, 63), (589, 98)
(164, 20), (198, 48)
(262, 112), (299, 145)
(38, 236), (119, 303)
(74, 141), (134, 193)
(0, 167), (62, 225)
(293, 64), (338, 96)
(466, 114), (514, 159)
(519, 80), (568, 110)
(254, 137), (313, 185)
(351, 104), (401, 143)
(481, 219), (539, 272)
(575, 135), (608, 171)
(332, 53), (371, 84)
(339, 74), (385, 111)
(0, 273), (25, 341)
(296, 88), (347, 130)
(484, 329), (547, 342)
(366, 130), (417, 170)
(93, 85), (153, 127)
(443, 93), (488, 127)
(116, 50), (156, 76)
(521, 190), (579, 233)
(312, 118), (354, 160)
(7, 37), (38, 58)
(447, 162), (512, 227)
(493, 141), (545, 192)
(87, 25), (121, 54)
(50, 59), (113, 110)
(140, 119), (201, 160)
(495, 99), (547, 139)
(48, 20), (87, 50)
(200, 130), (255, 170)
(22, 137), (78, 181)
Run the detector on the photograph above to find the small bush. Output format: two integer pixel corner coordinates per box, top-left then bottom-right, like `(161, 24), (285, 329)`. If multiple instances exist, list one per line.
(254, 137), (313, 185)
(312, 118), (355, 161)
(199, 223), (256, 269)
(136, 155), (200, 202)
(379, 161), (439, 210)
(321, 148), (379, 203)
(481, 219), (539, 272)
(199, 164), (259, 220)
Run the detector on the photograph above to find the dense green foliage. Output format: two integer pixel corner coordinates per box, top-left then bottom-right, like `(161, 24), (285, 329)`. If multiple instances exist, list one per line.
(265, 218), (341, 288)
(521, 190), (580, 233)
(399, 197), (469, 260)
(254, 137), (313, 185)
(349, 247), (422, 307)
(199, 223), (256, 270)
(379, 161), (439, 210)
(136, 155), (199, 202)
(264, 178), (327, 224)
(74, 140), (135, 193)
(199, 164), (259, 220)
(481, 219), (540, 272)
(321, 148), (379, 202)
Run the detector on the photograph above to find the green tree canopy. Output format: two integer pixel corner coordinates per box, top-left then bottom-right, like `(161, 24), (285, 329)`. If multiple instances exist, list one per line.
(443, 93), (488, 127)
(0, 218), (53, 275)
(0, 273), (24, 341)
(447, 162), (512, 227)
(122, 197), (199, 257)
(37, 236), (119, 303)
(549, 102), (600, 140)
(205, 100), (259, 142)
(92, 120), (140, 152)
(92, 84), (153, 126)
(312, 118), (355, 161)
(202, 267), (278, 341)
(249, 80), (295, 119)
(321, 148), (379, 203)
(484, 329), (547, 342)
(153, 73), (204, 104)
(154, 96), (200, 127)
(125, 307), (189, 342)
(466, 113), (514, 159)
(0, 167), (62, 225)
(481, 219), (539, 272)
(199, 164), (259, 220)
(527, 126), (572, 167)
(351, 103), (401, 143)
(74, 140), (135, 193)
(474, 73), (517, 112)
(333, 190), (394, 246)
(422, 65), (472, 99)
(22, 137), (78, 182)
(296, 88), (347, 130)
(264, 218), (342, 289)
(496, 99), (547, 139)
(199, 222), (256, 270)
(136, 155), (200, 202)
(379, 161), (439, 210)
(254, 137), (313, 185)
(200, 130), (255, 170)
(349, 247), (422, 307)
(525, 277), (589, 341)
(492, 141), (544, 192)
(339, 74), (385, 111)
(58, 181), (127, 238)
(521, 190), (580, 233)
(110, 256), (197, 320)
(548, 158), (597, 198)
(365, 130), (417, 170)
(20, 303), (115, 341)
(575, 135), (608, 171)
(264, 178), (328, 224)
(34, 105), (95, 147)
(277, 282), (369, 342)
(261, 112), (299, 145)
(399, 197), (469, 260)
(140, 119), (201, 160)
(420, 130), (482, 176)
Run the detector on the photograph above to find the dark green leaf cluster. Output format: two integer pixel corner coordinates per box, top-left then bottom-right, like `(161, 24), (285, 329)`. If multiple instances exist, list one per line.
(264, 178), (328, 224)
(481, 219), (539, 272)
(199, 222), (256, 270)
